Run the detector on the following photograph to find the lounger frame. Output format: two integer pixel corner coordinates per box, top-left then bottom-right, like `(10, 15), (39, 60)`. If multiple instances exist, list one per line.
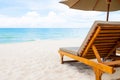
(58, 21), (120, 80)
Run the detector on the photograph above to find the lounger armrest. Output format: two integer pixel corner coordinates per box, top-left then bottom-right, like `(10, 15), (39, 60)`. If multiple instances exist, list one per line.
(59, 50), (115, 74)
(103, 60), (120, 66)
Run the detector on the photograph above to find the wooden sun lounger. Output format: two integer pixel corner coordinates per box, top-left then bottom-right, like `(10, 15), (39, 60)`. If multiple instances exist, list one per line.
(58, 21), (120, 80)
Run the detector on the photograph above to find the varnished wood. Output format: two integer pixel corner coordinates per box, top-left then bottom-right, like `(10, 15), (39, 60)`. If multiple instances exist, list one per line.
(94, 43), (115, 46)
(82, 26), (101, 57)
(88, 48), (111, 51)
(101, 26), (120, 29)
(58, 22), (120, 80)
(100, 30), (120, 33)
(96, 37), (120, 40)
(94, 40), (116, 43)
(93, 68), (103, 80)
(59, 51), (64, 64)
(104, 60), (120, 66)
(63, 60), (78, 63)
(92, 45), (102, 63)
(95, 46), (113, 48)
(105, 41), (120, 59)
(59, 50), (115, 74)
(98, 34), (120, 37)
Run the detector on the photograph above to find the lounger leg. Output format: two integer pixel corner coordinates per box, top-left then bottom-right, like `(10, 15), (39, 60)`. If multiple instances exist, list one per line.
(93, 68), (103, 80)
(59, 53), (64, 64)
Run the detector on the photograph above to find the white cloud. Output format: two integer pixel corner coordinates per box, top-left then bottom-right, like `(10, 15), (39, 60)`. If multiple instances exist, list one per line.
(24, 11), (40, 17)
(0, 11), (66, 28)
(0, 0), (119, 28)
(0, 10), (119, 28)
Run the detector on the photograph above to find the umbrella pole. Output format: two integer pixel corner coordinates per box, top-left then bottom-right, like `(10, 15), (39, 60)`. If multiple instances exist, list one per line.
(106, 3), (110, 21)
(106, 0), (111, 21)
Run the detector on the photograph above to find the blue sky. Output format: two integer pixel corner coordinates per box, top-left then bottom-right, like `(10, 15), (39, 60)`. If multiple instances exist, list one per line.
(0, 0), (119, 28)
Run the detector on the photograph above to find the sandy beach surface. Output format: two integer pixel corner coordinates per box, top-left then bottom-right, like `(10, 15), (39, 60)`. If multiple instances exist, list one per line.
(0, 39), (120, 80)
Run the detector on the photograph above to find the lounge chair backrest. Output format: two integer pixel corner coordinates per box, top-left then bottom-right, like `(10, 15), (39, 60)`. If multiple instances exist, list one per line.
(78, 21), (120, 59)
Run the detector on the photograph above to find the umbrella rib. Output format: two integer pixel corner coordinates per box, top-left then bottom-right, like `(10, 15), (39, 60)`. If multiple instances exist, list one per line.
(70, 0), (81, 8)
(93, 0), (99, 10)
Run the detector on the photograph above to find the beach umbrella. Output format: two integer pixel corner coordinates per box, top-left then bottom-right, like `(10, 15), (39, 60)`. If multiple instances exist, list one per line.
(60, 0), (120, 21)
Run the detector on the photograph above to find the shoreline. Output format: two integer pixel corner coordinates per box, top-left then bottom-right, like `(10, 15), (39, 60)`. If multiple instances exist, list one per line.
(0, 39), (120, 80)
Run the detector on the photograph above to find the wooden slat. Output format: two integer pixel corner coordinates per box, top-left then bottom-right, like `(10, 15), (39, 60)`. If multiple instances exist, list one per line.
(96, 37), (120, 40)
(97, 48), (111, 50)
(97, 51), (109, 53)
(82, 26), (101, 57)
(87, 51), (108, 55)
(100, 25), (120, 27)
(85, 55), (107, 59)
(88, 50), (109, 53)
(100, 30), (120, 33)
(96, 45), (113, 47)
(98, 34), (120, 37)
(87, 52), (107, 55)
(106, 41), (120, 58)
(86, 53), (107, 57)
(104, 60), (120, 66)
(59, 50), (115, 74)
(101, 26), (120, 29)
(94, 40), (116, 43)
(95, 43), (115, 46)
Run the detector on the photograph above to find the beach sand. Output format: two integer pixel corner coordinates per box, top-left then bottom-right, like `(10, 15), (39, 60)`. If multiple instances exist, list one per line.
(0, 39), (120, 80)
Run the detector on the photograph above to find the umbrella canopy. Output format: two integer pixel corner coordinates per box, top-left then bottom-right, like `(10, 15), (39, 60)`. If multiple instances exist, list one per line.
(60, 0), (120, 21)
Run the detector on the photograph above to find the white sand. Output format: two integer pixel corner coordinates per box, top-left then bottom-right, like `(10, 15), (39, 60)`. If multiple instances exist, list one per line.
(0, 39), (120, 80)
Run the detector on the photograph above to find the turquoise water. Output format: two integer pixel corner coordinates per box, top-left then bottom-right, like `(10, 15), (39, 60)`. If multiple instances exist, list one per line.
(0, 28), (89, 43)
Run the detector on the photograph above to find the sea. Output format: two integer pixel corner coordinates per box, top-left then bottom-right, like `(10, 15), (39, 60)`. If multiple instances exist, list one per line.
(0, 28), (89, 43)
